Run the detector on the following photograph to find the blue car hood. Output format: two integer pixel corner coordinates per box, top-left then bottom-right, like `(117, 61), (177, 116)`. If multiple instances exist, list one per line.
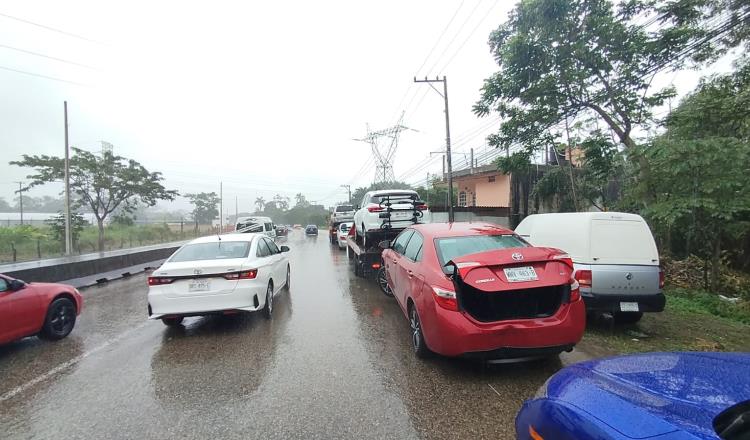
(547, 352), (750, 439)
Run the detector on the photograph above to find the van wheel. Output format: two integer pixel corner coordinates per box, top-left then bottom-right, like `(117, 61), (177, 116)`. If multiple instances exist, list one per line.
(614, 311), (643, 324)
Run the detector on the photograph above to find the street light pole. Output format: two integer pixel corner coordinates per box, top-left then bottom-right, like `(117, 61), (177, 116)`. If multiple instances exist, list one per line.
(64, 101), (72, 255)
(14, 181), (26, 225)
(414, 75), (454, 222)
(340, 184), (351, 203)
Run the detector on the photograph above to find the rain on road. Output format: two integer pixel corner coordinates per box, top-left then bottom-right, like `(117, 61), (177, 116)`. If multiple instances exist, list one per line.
(0, 230), (589, 439)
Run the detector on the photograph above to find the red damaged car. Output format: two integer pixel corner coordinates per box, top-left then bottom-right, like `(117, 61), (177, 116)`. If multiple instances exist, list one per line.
(382, 222), (585, 360)
(0, 274), (83, 345)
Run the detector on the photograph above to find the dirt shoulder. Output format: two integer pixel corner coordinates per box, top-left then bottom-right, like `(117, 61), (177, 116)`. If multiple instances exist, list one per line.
(578, 290), (750, 358)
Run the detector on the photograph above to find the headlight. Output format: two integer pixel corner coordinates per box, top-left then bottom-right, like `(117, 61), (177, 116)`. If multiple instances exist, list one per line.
(534, 375), (553, 399)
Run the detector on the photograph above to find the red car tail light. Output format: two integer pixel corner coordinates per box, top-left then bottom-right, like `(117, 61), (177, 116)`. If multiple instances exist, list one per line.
(432, 286), (458, 311)
(367, 206), (384, 212)
(224, 269), (258, 280)
(659, 269), (665, 289)
(416, 204), (428, 211)
(551, 253), (573, 269)
(569, 279), (581, 302)
(371, 262), (381, 269)
(148, 276), (174, 286)
(574, 269), (592, 288)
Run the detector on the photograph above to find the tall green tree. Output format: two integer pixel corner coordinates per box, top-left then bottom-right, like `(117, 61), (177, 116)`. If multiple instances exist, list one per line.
(11, 148), (178, 251)
(474, 0), (705, 164)
(636, 62), (750, 289)
(254, 196), (266, 212)
(45, 212), (88, 252)
(185, 192), (220, 229)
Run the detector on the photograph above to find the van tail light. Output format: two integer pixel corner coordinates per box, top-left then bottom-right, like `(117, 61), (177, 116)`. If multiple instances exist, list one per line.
(659, 269), (665, 289)
(367, 206), (384, 213)
(148, 276), (174, 286)
(432, 286), (458, 311)
(224, 269), (258, 280)
(574, 269), (592, 288)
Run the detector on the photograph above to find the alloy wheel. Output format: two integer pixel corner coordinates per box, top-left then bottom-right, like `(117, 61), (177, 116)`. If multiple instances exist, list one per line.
(49, 302), (75, 336)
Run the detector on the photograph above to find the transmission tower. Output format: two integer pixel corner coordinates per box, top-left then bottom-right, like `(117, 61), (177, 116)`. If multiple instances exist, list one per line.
(355, 113), (410, 183)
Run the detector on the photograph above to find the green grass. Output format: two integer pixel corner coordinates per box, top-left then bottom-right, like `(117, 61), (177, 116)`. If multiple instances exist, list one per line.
(580, 287), (750, 356)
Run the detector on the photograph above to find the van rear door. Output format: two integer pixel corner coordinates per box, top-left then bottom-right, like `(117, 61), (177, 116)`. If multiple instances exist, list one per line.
(589, 219), (660, 295)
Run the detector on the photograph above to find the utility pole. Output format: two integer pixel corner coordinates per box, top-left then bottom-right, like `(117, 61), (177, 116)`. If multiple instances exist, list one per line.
(63, 101), (72, 255)
(219, 182), (223, 232)
(414, 75), (453, 222)
(340, 184), (351, 203)
(14, 181), (27, 225)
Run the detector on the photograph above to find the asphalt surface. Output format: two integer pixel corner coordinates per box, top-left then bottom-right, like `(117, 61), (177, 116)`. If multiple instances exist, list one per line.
(0, 230), (591, 439)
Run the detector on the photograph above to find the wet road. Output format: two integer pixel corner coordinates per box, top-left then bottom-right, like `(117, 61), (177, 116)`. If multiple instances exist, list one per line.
(0, 230), (589, 439)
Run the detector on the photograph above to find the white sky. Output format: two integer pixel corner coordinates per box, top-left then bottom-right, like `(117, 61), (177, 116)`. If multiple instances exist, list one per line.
(0, 0), (739, 214)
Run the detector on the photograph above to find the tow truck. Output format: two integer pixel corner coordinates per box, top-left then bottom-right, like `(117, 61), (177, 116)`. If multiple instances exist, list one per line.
(346, 193), (426, 296)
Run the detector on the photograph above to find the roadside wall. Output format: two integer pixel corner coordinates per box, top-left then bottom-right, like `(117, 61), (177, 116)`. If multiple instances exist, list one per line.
(0, 241), (185, 283)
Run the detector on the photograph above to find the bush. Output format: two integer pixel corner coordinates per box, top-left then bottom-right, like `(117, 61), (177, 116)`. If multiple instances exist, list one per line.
(668, 287), (750, 325)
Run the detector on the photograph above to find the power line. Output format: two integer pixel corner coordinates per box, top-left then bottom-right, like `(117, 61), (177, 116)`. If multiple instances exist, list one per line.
(425, 0), (484, 75)
(0, 11), (105, 45)
(0, 43), (100, 70)
(0, 64), (90, 87)
(436, 0), (501, 74)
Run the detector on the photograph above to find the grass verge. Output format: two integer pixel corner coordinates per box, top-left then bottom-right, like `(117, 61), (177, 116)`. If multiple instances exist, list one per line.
(579, 287), (750, 357)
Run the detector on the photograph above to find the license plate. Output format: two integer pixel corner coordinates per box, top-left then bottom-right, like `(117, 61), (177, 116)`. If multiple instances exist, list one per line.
(188, 279), (210, 292)
(504, 266), (538, 282)
(620, 302), (639, 312)
(391, 211), (410, 219)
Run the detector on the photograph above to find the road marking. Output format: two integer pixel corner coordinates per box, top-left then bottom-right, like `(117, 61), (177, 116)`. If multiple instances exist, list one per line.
(488, 383), (502, 398)
(0, 321), (150, 402)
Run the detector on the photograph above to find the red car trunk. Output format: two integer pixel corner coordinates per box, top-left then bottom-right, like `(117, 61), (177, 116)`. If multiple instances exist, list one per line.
(448, 248), (574, 323)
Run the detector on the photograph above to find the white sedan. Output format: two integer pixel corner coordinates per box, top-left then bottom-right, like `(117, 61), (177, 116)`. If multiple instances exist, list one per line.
(147, 233), (290, 326)
(337, 222), (353, 249)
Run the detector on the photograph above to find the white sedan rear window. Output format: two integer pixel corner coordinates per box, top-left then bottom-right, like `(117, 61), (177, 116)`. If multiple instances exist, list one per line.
(170, 242), (250, 262)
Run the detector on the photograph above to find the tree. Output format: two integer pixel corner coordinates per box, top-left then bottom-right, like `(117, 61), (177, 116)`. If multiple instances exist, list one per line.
(45, 212), (88, 252)
(636, 62), (750, 289)
(254, 197), (266, 212)
(11, 148), (178, 251)
(474, 0), (706, 168)
(0, 197), (12, 211)
(294, 193), (310, 208)
(185, 192), (220, 229)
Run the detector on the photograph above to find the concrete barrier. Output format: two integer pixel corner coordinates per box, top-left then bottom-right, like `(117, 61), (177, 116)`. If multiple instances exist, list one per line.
(0, 241), (186, 284)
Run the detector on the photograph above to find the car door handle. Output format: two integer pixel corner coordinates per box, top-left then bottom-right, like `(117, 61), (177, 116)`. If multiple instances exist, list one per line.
(407, 270), (414, 278)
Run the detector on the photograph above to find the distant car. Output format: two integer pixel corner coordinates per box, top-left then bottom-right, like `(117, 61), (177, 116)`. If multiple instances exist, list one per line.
(337, 222), (353, 249)
(353, 189), (429, 248)
(275, 225), (288, 236)
(0, 274), (83, 344)
(382, 222), (584, 359)
(147, 233), (290, 325)
(516, 212), (664, 323)
(305, 225), (318, 235)
(332, 204), (355, 223)
(235, 216), (276, 238)
(293, 224), (302, 229)
(516, 352), (750, 440)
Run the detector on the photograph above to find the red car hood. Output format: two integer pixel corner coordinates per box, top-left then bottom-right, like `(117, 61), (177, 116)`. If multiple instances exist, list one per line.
(447, 247), (571, 292)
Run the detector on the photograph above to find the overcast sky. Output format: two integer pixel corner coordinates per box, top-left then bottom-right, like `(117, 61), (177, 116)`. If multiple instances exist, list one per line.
(0, 0), (738, 215)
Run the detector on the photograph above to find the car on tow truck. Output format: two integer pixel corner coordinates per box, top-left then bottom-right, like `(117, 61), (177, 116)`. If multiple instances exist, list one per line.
(336, 222), (353, 249)
(381, 222), (585, 360)
(353, 189), (429, 249)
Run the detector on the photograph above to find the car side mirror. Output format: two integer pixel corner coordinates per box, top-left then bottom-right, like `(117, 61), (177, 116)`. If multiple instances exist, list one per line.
(9, 279), (26, 291)
(378, 240), (391, 250)
(280, 245), (290, 253)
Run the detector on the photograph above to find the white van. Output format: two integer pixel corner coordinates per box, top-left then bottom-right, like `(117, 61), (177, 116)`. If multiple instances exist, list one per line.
(515, 212), (664, 323)
(235, 216), (276, 238)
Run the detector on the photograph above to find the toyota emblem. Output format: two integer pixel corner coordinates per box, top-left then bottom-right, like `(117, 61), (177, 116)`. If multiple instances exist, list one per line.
(511, 252), (523, 261)
(625, 272), (633, 280)
(194, 269), (203, 275)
